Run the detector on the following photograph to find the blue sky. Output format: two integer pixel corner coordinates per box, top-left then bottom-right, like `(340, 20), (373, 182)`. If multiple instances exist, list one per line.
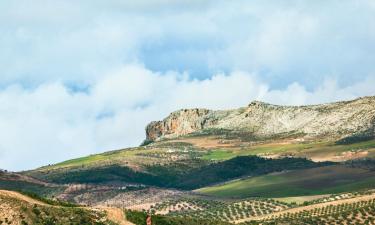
(1, 0), (375, 170)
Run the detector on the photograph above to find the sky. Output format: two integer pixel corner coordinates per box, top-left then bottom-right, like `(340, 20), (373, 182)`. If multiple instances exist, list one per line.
(1, 0), (375, 171)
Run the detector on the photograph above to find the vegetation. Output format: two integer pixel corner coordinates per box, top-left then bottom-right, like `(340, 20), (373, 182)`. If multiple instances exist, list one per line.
(125, 210), (232, 225)
(242, 198), (375, 225)
(0, 191), (113, 225)
(29, 156), (331, 191)
(201, 139), (375, 161)
(335, 129), (374, 145)
(190, 128), (306, 143)
(345, 158), (375, 170)
(0, 179), (63, 197)
(149, 198), (292, 223)
(19, 191), (79, 207)
(171, 156), (333, 190)
(27, 135), (375, 178)
(198, 165), (375, 198)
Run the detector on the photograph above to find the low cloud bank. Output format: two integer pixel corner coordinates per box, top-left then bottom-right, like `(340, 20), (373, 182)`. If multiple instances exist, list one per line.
(0, 64), (374, 171)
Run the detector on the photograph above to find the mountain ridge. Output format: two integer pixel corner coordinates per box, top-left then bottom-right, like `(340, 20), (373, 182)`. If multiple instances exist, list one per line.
(146, 96), (375, 142)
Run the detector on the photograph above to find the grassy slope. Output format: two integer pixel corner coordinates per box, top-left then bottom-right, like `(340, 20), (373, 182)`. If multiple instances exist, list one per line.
(26, 138), (375, 179)
(197, 165), (375, 198)
(202, 139), (375, 161)
(31, 139), (375, 172)
(27, 156), (330, 191)
(45, 147), (144, 169)
(23, 138), (375, 198)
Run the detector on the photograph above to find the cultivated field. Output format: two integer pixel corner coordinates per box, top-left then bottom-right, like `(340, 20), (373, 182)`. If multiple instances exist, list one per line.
(197, 165), (375, 198)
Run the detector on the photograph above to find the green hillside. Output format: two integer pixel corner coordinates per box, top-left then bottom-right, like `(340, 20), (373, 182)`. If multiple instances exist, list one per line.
(26, 156), (331, 190)
(197, 165), (375, 198)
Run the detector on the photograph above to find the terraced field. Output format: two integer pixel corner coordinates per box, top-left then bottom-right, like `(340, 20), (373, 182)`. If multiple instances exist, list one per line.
(239, 192), (375, 224)
(126, 191), (375, 224)
(147, 198), (292, 223)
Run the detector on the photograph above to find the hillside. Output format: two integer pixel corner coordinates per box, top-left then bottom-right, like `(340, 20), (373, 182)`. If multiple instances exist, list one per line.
(21, 97), (375, 203)
(146, 96), (375, 142)
(0, 170), (64, 197)
(197, 165), (375, 198)
(0, 190), (132, 225)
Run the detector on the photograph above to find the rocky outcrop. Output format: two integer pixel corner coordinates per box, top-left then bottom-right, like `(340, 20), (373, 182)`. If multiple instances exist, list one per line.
(145, 96), (375, 141)
(146, 108), (217, 141)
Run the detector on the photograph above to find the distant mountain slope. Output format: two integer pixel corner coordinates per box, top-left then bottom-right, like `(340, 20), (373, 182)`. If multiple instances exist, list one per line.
(146, 96), (375, 142)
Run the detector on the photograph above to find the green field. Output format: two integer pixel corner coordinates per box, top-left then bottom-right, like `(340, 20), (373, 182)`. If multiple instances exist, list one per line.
(201, 139), (375, 161)
(273, 194), (329, 204)
(197, 165), (375, 198)
(33, 146), (176, 172)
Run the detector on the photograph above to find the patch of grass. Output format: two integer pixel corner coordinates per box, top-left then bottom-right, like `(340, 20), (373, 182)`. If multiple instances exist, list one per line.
(38, 147), (163, 171)
(50, 149), (133, 168)
(273, 195), (330, 204)
(201, 149), (236, 160)
(200, 142), (326, 161)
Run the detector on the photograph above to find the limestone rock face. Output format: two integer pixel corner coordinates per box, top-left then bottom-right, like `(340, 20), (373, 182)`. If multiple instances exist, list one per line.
(146, 108), (217, 141)
(145, 96), (375, 141)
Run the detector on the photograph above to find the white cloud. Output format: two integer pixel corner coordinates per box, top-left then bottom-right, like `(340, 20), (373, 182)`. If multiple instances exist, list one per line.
(0, 64), (374, 171)
(0, 1), (374, 170)
(0, 0), (374, 87)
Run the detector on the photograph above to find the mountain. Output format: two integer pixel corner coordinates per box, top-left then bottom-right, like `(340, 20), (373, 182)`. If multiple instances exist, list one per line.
(2, 96), (375, 225)
(146, 96), (375, 142)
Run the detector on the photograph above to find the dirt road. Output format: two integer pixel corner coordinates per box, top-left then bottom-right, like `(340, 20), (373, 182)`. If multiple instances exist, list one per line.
(98, 207), (135, 225)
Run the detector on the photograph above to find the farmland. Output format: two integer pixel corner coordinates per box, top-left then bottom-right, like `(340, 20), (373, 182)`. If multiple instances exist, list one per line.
(197, 165), (375, 198)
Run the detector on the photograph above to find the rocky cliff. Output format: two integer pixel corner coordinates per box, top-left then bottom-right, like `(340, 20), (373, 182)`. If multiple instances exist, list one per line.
(145, 96), (375, 141)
